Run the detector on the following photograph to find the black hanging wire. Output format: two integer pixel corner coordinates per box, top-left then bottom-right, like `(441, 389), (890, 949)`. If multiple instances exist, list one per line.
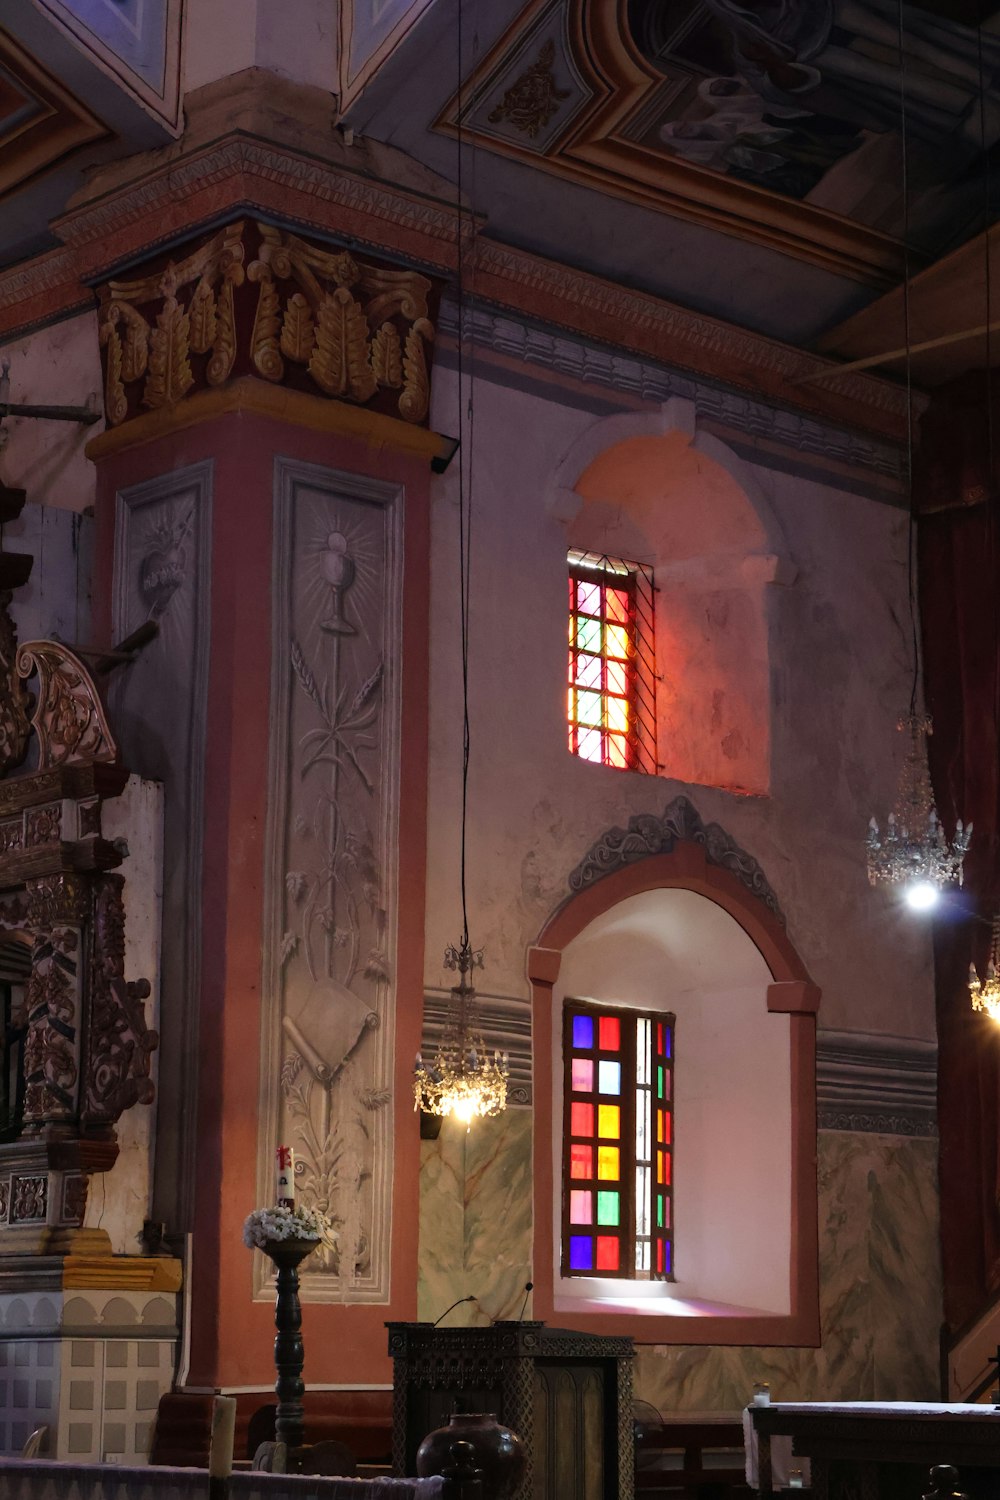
(977, 20), (1000, 800)
(897, 0), (920, 720)
(455, 0), (476, 955)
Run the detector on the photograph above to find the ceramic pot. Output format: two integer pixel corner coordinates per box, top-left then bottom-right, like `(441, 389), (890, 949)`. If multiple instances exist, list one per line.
(416, 1412), (526, 1499)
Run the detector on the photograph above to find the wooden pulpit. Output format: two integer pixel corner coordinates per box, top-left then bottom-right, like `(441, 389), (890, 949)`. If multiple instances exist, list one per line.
(387, 1321), (635, 1500)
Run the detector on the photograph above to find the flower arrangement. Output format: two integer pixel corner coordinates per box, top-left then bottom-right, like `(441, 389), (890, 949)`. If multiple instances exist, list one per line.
(242, 1203), (337, 1251)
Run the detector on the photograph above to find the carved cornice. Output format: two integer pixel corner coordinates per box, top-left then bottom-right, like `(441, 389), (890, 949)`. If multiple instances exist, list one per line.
(568, 794), (784, 923)
(816, 1028), (937, 1138)
(0, 131), (913, 447)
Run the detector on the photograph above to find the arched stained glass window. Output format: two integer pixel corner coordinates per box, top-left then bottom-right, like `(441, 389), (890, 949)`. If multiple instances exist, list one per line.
(562, 1000), (674, 1279)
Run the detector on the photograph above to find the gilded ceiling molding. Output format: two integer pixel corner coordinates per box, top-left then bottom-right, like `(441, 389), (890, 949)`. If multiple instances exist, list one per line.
(94, 220), (441, 439)
(0, 134), (910, 445)
(568, 794), (785, 924)
(435, 0), (908, 288)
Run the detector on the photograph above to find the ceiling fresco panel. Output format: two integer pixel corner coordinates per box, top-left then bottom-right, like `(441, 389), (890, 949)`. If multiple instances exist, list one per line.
(438, 0), (1000, 287)
(340, 0), (436, 110)
(32, 0), (182, 127)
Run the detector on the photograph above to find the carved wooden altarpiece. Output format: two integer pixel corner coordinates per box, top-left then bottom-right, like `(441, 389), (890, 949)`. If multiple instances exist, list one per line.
(0, 594), (157, 1253)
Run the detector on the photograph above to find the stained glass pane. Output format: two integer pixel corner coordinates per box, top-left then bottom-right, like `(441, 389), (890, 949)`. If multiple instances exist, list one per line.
(664, 1029), (671, 1059)
(578, 728), (602, 762)
(571, 1103), (594, 1136)
(637, 1018), (650, 1085)
(570, 1236), (593, 1271)
(599, 1016), (621, 1050)
(577, 690), (602, 727)
(572, 1059), (593, 1092)
(606, 624), (629, 660)
(576, 618), (601, 652)
(607, 697), (629, 733)
(597, 1146), (620, 1181)
(574, 654), (602, 689)
(607, 735), (629, 769)
(663, 1113), (671, 1145)
(657, 1023), (664, 1052)
(606, 589), (629, 623)
(572, 1015), (594, 1049)
(570, 1190), (592, 1224)
(657, 1065), (664, 1099)
(662, 1153), (671, 1186)
(598, 1061), (621, 1095)
(661, 1070), (671, 1100)
(664, 1241), (672, 1275)
(656, 1240), (665, 1275)
(571, 1144), (593, 1179)
(596, 1236), (620, 1271)
(657, 1154), (664, 1185)
(606, 659), (629, 697)
(576, 580), (600, 615)
(597, 1104), (620, 1139)
(597, 1190), (619, 1226)
(663, 1198), (671, 1229)
(656, 1194), (664, 1228)
(657, 1111), (664, 1144)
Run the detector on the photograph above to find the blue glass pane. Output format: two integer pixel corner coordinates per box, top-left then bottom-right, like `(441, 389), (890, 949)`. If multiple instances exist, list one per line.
(664, 1241), (672, 1275)
(569, 1235), (593, 1271)
(664, 1029), (671, 1059)
(572, 1015), (594, 1050)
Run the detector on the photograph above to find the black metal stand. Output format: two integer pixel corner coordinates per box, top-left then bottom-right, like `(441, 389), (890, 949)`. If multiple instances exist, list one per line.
(262, 1237), (319, 1451)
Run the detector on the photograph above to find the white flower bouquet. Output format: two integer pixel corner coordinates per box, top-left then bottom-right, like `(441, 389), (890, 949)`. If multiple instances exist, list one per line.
(242, 1204), (337, 1251)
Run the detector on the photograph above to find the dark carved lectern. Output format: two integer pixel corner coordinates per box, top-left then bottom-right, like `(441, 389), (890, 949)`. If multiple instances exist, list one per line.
(387, 1321), (635, 1500)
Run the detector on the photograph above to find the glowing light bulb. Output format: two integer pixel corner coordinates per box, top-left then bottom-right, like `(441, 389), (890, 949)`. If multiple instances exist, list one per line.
(905, 879), (940, 912)
(452, 1095), (477, 1125)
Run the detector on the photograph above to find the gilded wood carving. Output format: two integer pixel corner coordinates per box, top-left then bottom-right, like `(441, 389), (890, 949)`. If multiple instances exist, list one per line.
(98, 221), (440, 430)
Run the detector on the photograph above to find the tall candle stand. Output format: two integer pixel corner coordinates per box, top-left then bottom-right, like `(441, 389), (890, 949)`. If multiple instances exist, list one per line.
(261, 1236), (319, 1452)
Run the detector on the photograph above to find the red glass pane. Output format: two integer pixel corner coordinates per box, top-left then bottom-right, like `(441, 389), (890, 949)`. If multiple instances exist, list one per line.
(570, 1144), (593, 1179)
(663, 1112), (671, 1145)
(657, 1023), (664, 1053)
(606, 588), (629, 624)
(596, 1236), (620, 1271)
(662, 1152), (671, 1186)
(656, 1239), (665, 1274)
(599, 1016), (621, 1050)
(571, 1103), (594, 1136)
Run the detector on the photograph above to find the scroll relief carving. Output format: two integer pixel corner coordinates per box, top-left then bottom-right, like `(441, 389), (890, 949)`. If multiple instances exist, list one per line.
(568, 793), (785, 923)
(268, 484), (398, 1297)
(98, 221), (438, 430)
(16, 639), (118, 769)
(488, 39), (571, 138)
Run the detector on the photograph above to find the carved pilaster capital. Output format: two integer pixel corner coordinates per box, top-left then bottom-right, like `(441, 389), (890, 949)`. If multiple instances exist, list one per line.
(27, 872), (91, 929)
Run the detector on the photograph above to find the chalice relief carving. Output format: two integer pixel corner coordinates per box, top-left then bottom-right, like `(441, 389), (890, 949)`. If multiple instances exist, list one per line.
(278, 513), (392, 1285)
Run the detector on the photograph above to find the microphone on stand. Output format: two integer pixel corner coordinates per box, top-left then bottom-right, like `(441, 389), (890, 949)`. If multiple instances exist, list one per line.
(432, 1294), (478, 1327)
(516, 1281), (533, 1321)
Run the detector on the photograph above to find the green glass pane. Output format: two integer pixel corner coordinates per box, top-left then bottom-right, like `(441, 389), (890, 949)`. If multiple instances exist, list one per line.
(578, 690), (602, 727)
(657, 1064), (664, 1099)
(656, 1194), (664, 1228)
(576, 617), (601, 652)
(597, 1190), (620, 1227)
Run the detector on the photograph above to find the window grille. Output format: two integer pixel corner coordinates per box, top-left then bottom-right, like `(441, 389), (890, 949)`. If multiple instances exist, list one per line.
(562, 1000), (674, 1280)
(567, 550), (657, 774)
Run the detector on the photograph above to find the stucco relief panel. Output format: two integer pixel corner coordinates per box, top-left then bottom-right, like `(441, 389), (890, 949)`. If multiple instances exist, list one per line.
(258, 460), (402, 1303)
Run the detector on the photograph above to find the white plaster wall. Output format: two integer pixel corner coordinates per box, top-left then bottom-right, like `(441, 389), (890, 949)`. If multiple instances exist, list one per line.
(0, 314), (102, 515)
(86, 777), (164, 1254)
(183, 0), (337, 92)
(424, 366), (934, 1043)
(553, 889), (790, 1316)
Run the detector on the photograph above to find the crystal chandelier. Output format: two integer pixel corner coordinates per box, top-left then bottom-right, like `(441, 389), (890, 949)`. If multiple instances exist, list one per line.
(970, 917), (1000, 1023)
(867, 714), (971, 907)
(413, 939), (508, 1125)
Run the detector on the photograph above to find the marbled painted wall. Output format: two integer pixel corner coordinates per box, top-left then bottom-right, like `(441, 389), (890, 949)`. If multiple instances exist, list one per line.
(419, 1123), (941, 1408)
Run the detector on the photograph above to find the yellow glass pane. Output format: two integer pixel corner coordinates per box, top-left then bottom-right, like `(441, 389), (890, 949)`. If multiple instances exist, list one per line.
(597, 1146), (620, 1181)
(607, 697), (629, 733)
(606, 624), (629, 659)
(598, 1104), (620, 1139)
(608, 735), (628, 768)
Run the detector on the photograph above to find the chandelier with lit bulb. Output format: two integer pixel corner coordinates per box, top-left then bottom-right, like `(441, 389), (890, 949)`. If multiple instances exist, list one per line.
(413, 940), (508, 1124)
(867, 714), (971, 908)
(969, 916), (1000, 1023)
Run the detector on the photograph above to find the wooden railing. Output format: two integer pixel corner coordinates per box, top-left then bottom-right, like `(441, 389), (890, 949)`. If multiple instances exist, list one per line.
(635, 1419), (753, 1499)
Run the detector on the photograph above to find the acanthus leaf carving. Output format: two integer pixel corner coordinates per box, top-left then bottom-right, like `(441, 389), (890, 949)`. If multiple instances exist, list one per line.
(22, 922), (81, 1127)
(279, 291), (315, 365)
(0, 596), (31, 775)
(250, 267), (284, 381)
(188, 278), (217, 354)
(97, 220), (439, 427)
(143, 296), (194, 411)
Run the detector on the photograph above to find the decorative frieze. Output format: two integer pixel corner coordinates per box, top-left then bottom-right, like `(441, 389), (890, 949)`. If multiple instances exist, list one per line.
(97, 221), (441, 433)
(817, 1029), (937, 1137)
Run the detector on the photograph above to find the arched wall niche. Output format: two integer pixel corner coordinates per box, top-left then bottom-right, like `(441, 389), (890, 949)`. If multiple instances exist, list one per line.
(547, 401), (794, 796)
(527, 803), (820, 1347)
